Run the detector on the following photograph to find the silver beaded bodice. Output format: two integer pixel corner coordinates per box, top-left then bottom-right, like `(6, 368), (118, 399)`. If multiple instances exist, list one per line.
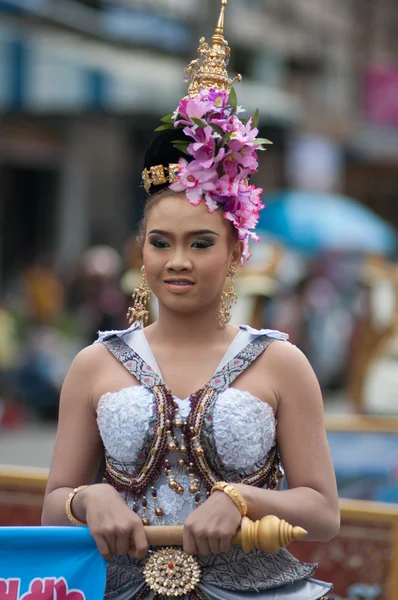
(96, 325), (285, 526)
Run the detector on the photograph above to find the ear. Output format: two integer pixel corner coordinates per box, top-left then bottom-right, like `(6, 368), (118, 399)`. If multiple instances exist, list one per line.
(230, 240), (244, 270)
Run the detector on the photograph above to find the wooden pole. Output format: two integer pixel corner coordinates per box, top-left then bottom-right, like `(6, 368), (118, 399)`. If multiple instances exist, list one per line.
(144, 515), (307, 554)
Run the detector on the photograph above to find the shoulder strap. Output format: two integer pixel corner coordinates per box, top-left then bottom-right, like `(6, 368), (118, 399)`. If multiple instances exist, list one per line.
(101, 335), (163, 389)
(209, 335), (280, 393)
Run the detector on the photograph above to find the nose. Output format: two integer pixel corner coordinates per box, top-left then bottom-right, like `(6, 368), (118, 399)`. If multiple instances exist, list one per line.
(166, 248), (192, 272)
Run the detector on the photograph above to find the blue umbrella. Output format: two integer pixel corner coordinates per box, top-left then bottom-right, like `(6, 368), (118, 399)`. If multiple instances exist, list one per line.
(258, 190), (397, 254)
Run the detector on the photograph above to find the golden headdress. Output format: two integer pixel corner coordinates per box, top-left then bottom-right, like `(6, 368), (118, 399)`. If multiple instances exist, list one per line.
(142, 0), (271, 262)
(183, 0), (241, 97)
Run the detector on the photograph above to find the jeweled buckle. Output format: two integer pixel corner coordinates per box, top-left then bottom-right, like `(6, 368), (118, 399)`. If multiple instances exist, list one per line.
(143, 548), (201, 597)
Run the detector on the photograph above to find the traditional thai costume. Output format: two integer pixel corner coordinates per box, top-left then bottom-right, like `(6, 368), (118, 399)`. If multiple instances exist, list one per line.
(94, 324), (333, 600)
(89, 2), (335, 597)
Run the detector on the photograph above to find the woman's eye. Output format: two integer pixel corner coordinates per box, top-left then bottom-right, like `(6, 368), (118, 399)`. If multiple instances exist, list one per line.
(150, 238), (169, 249)
(192, 239), (214, 249)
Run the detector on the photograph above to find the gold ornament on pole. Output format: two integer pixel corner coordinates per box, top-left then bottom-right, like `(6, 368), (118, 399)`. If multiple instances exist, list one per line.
(143, 514), (307, 554)
(142, 516), (307, 596)
(183, 0), (242, 97)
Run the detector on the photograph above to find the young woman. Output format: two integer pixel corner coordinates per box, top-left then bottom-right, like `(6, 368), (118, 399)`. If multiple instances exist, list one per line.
(42, 4), (339, 598)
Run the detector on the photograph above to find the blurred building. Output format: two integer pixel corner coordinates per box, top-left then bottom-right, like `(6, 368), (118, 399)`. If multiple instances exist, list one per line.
(0, 0), (397, 284)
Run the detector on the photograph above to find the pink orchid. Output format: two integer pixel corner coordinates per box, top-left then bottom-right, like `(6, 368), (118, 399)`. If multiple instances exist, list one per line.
(204, 193), (219, 213)
(238, 145), (259, 170)
(222, 152), (240, 178)
(224, 211), (249, 241)
(174, 97), (209, 127)
(228, 116), (259, 150)
(205, 88), (229, 110)
(223, 147), (258, 175)
(184, 126), (225, 168)
(208, 117), (233, 133)
(158, 86), (268, 261)
(210, 176), (238, 207)
(169, 158), (218, 206)
(242, 238), (252, 262)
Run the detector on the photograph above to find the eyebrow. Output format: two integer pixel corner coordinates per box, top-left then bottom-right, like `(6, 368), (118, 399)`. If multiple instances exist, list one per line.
(148, 229), (220, 237)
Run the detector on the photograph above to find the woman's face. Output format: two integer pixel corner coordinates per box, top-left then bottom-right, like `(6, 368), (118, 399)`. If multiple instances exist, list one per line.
(143, 192), (242, 315)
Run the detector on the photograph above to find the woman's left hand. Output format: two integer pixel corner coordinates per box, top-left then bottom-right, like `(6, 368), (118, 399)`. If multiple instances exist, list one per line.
(183, 491), (242, 555)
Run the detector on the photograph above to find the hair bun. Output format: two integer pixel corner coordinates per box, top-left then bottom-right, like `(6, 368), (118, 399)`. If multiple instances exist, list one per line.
(143, 128), (192, 173)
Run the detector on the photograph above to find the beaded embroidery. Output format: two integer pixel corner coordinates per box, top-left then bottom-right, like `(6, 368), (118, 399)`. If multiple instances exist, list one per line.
(101, 331), (284, 522)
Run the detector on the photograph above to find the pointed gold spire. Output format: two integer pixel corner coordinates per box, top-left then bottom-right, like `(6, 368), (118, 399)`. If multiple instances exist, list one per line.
(213, 0), (227, 39)
(183, 0), (242, 97)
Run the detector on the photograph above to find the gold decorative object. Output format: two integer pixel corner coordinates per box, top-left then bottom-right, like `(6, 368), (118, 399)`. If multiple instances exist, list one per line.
(184, 0), (242, 97)
(65, 485), (89, 526)
(236, 515), (308, 554)
(143, 515), (307, 554)
(143, 548), (201, 597)
(218, 266), (238, 329)
(126, 267), (151, 326)
(211, 481), (248, 517)
(142, 163), (179, 194)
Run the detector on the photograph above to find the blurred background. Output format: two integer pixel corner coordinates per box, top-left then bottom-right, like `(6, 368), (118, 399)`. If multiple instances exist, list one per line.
(0, 0), (397, 439)
(1, 3), (398, 598)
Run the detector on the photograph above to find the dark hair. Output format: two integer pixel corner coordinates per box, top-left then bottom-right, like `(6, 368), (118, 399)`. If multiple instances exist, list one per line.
(138, 128), (238, 246)
(137, 128), (194, 244)
(143, 128), (193, 193)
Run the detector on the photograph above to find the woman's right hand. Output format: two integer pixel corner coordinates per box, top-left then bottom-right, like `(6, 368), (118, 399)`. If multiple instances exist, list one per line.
(74, 484), (148, 561)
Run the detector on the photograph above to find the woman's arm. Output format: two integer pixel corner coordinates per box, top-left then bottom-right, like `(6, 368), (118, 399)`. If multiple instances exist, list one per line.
(235, 341), (340, 542)
(42, 344), (106, 526)
(41, 343), (148, 559)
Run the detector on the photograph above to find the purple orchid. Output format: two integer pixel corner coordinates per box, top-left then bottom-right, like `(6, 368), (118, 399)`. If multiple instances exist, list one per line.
(205, 88), (229, 111)
(184, 126), (225, 169)
(169, 158), (218, 206)
(174, 96), (209, 127)
(159, 87), (269, 261)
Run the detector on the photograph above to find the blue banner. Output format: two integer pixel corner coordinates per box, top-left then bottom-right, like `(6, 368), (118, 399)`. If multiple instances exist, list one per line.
(0, 527), (107, 600)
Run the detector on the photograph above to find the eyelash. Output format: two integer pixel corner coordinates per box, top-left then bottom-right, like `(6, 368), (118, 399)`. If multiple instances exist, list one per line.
(149, 239), (214, 249)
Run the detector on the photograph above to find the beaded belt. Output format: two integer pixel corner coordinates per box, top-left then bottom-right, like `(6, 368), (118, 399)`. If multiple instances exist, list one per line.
(143, 548), (201, 597)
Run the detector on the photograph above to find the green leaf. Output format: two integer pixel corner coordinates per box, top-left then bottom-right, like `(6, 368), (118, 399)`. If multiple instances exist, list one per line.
(172, 140), (190, 147)
(220, 131), (233, 146)
(160, 113), (175, 123)
(240, 117), (249, 125)
(172, 141), (190, 155)
(251, 109), (260, 129)
(228, 87), (238, 109)
(211, 124), (225, 137)
(192, 118), (207, 129)
(154, 124), (175, 132)
(255, 138), (273, 144)
(172, 145), (190, 156)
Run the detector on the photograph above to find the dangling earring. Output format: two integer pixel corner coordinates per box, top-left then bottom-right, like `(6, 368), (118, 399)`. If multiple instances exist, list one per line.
(126, 266), (151, 326)
(218, 266), (238, 329)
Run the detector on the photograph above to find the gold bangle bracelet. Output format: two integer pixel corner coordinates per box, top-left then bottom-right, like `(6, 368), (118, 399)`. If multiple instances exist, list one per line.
(65, 485), (90, 526)
(211, 481), (248, 517)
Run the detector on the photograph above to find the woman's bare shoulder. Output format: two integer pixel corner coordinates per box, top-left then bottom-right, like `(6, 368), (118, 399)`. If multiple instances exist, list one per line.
(67, 341), (111, 378)
(261, 339), (320, 394)
(266, 338), (309, 366)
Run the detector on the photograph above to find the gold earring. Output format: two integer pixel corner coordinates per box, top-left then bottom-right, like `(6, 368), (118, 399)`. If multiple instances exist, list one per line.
(127, 266), (151, 327)
(218, 266), (238, 329)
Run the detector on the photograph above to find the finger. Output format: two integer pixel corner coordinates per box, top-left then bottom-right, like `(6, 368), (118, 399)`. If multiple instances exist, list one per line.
(219, 535), (232, 554)
(183, 527), (198, 556)
(95, 534), (113, 560)
(195, 534), (211, 556)
(105, 533), (117, 557)
(127, 538), (137, 559)
(208, 537), (221, 555)
(131, 525), (149, 560)
(115, 529), (131, 556)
